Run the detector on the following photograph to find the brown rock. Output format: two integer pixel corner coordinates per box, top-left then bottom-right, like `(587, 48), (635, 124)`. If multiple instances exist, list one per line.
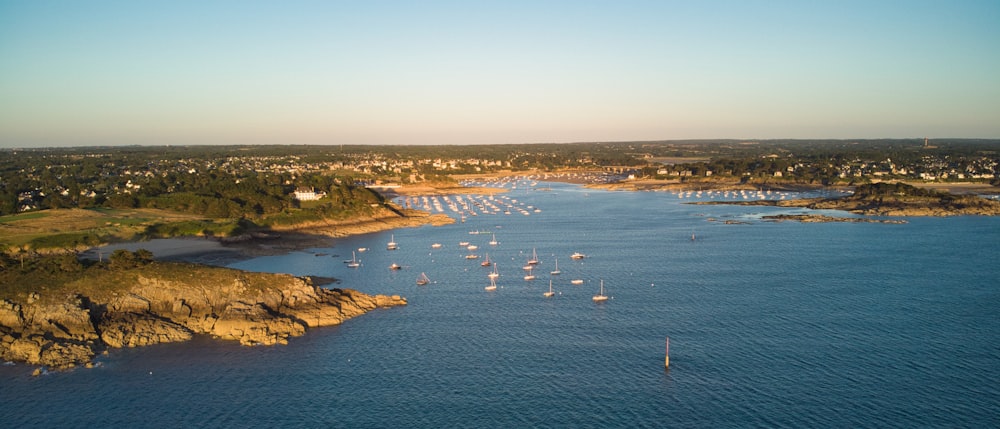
(99, 312), (193, 348)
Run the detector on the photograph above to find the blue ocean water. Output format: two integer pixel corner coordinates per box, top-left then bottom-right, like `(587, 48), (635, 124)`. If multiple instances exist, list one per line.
(3, 181), (999, 428)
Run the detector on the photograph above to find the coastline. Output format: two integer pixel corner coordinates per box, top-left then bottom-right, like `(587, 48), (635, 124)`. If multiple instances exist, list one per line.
(582, 177), (999, 196)
(82, 211), (455, 265)
(3, 207), (448, 372)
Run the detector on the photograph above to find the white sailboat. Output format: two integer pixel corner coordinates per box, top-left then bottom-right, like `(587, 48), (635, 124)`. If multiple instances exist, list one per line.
(550, 257), (561, 275)
(387, 234), (398, 250)
(592, 280), (608, 302)
(527, 248), (539, 265)
(485, 276), (497, 291)
(571, 252), (586, 259)
(416, 272), (430, 285)
(543, 280), (555, 297)
(524, 267), (536, 281)
(347, 251), (360, 268)
(488, 263), (499, 279)
(489, 233), (498, 246)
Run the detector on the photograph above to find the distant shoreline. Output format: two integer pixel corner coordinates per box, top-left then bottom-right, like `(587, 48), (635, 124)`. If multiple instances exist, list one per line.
(80, 177), (1000, 263)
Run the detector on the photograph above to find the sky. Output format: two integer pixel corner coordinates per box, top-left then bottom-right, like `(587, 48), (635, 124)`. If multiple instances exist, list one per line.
(1, 1), (998, 148)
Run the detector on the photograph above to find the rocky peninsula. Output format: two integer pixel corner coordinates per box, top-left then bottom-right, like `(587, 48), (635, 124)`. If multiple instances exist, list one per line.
(691, 182), (1000, 217)
(0, 259), (406, 372)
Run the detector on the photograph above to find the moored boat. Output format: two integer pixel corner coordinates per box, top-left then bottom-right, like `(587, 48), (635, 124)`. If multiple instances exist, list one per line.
(592, 280), (608, 302)
(416, 272), (430, 285)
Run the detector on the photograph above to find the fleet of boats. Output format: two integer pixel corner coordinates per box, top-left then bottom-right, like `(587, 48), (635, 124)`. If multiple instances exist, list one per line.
(339, 225), (610, 301)
(339, 177), (623, 302)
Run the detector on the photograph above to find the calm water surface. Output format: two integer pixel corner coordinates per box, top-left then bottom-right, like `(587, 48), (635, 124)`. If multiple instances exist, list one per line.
(3, 181), (999, 428)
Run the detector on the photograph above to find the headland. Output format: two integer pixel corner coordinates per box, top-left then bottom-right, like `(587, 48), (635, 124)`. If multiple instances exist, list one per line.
(690, 182), (1000, 217)
(0, 259), (406, 372)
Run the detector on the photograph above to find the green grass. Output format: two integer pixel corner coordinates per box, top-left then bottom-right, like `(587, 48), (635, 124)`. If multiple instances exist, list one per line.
(0, 212), (49, 223)
(28, 232), (105, 249)
(142, 219), (245, 238)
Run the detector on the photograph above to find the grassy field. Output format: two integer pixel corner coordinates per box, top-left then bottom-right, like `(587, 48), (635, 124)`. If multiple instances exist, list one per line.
(0, 208), (209, 251)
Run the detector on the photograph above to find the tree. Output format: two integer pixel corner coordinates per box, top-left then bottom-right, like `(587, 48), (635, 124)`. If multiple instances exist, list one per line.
(108, 249), (137, 269)
(134, 248), (154, 263)
(58, 253), (83, 272)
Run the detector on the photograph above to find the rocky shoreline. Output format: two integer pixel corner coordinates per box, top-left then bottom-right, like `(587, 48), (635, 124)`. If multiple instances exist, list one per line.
(1, 207), (457, 373)
(693, 193), (1000, 217)
(0, 263), (406, 373)
(761, 214), (908, 224)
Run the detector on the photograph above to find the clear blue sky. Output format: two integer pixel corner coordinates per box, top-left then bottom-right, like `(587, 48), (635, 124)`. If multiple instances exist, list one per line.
(1, 1), (998, 147)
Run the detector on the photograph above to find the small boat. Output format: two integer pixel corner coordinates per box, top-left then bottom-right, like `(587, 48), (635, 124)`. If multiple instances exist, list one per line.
(543, 280), (555, 297)
(488, 264), (499, 279)
(389, 263), (401, 270)
(523, 267), (536, 281)
(481, 253), (492, 267)
(467, 244), (479, 251)
(459, 241), (470, 246)
(489, 234), (499, 246)
(527, 248), (539, 265)
(431, 243), (442, 249)
(347, 251), (360, 268)
(571, 279), (584, 285)
(485, 277), (497, 292)
(571, 252), (586, 259)
(550, 257), (561, 275)
(466, 254), (480, 259)
(416, 272), (430, 285)
(357, 247), (368, 252)
(592, 280), (609, 302)
(387, 234), (398, 250)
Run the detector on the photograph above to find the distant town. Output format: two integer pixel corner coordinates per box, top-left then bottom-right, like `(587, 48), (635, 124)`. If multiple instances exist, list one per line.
(1, 139), (997, 216)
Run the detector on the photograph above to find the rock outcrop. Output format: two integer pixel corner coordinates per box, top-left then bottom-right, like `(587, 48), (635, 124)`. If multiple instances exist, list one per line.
(0, 264), (406, 371)
(693, 184), (1000, 217)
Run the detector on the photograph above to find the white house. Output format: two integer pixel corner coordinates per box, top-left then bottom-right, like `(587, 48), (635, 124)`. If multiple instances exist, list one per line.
(293, 187), (325, 201)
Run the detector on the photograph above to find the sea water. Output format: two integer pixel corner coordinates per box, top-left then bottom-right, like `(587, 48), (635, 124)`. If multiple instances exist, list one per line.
(2, 181), (999, 428)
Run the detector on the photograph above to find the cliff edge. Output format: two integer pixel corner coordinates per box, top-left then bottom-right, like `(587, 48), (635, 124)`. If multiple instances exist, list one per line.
(0, 261), (405, 371)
